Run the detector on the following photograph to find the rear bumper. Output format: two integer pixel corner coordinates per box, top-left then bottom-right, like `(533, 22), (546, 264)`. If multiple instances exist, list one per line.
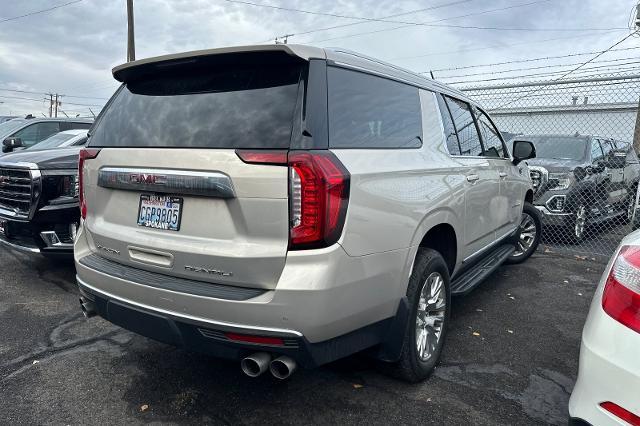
(78, 276), (407, 368)
(569, 302), (640, 425)
(74, 223), (414, 365)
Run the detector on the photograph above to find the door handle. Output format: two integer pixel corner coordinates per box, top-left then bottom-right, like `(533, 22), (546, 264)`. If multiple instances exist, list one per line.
(499, 172), (507, 178)
(466, 174), (480, 183)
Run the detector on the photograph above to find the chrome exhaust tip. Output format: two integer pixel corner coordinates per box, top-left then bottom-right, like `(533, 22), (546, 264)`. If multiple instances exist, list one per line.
(240, 352), (271, 377)
(79, 296), (96, 318)
(269, 356), (297, 380)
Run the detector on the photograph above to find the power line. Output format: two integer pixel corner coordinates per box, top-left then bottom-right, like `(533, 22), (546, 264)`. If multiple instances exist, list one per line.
(429, 46), (640, 72)
(389, 30), (626, 61)
(494, 31), (639, 108)
(308, 0), (552, 44)
(227, 0), (624, 43)
(256, 0), (473, 43)
(445, 63), (640, 85)
(0, 0), (83, 24)
(435, 57), (640, 79)
(0, 87), (109, 101)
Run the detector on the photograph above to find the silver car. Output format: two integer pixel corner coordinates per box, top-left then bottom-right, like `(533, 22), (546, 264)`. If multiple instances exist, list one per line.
(75, 44), (538, 381)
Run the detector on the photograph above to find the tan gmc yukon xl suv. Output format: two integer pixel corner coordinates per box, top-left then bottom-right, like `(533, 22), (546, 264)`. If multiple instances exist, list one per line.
(75, 44), (539, 382)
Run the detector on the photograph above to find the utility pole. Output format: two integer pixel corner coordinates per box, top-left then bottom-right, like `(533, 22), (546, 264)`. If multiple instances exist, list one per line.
(47, 93), (53, 117)
(54, 94), (59, 118)
(127, 0), (135, 62)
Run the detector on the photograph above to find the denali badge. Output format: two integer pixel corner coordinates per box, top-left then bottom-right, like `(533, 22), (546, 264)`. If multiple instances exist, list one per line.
(96, 243), (120, 255)
(184, 265), (233, 277)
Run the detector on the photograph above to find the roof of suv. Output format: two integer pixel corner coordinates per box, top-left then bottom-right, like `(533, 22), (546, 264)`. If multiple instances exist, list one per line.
(112, 44), (469, 103)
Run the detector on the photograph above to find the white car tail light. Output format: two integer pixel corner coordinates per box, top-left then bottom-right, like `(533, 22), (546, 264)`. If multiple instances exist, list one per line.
(602, 245), (640, 334)
(78, 148), (101, 219)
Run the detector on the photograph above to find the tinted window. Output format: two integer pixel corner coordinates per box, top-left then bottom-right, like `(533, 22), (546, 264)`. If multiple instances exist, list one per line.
(12, 122), (60, 147)
(527, 136), (589, 161)
(70, 122), (92, 130)
(444, 96), (482, 156)
(89, 64), (302, 148)
(27, 131), (77, 150)
(436, 94), (460, 155)
(327, 67), (422, 148)
(590, 140), (604, 161)
(476, 109), (506, 158)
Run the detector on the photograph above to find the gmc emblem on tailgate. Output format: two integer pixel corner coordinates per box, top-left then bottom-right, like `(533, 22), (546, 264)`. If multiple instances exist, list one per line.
(129, 173), (167, 185)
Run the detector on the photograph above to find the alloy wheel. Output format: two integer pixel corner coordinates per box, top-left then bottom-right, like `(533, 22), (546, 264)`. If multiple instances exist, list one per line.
(574, 205), (587, 240)
(415, 272), (446, 362)
(512, 212), (537, 257)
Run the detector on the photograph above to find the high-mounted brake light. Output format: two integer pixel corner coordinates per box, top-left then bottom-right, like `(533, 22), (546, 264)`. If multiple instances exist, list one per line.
(235, 149), (350, 250)
(78, 148), (101, 219)
(602, 245), (640, 334)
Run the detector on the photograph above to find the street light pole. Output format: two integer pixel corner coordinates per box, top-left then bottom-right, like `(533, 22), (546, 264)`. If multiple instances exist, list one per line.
(126, 0), (135, 62)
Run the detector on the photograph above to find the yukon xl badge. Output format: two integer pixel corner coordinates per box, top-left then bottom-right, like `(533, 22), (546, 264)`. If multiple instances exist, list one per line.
(184, 265), (233, 277)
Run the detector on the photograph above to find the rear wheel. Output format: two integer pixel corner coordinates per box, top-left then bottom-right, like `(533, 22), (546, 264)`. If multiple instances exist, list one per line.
(505, 202), (541, 264)
(385, 248), (450, 383)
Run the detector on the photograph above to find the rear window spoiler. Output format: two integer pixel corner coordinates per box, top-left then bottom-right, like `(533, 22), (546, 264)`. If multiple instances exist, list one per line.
(112, 44), (326, 83)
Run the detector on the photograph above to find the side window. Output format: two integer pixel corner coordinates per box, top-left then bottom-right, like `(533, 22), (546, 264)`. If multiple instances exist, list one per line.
(327, 67), (422, 148)
(590, 140), (604, 162)
(600, 139), (613, 157)
(475, 109), (506, 158)
(436, 94), (461, 155)
(443, 96), (483, 156)
(11, 124), (38, 147)
(71, 122), (92, 130)
(35, 122), (61, 142)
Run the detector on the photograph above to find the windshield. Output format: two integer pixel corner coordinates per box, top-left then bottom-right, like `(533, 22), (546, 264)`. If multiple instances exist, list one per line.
(528, 136), (588, 161)
(89, 63), (302, 149)
(0, 119), (27, 138)
(27, 132), (77, 150)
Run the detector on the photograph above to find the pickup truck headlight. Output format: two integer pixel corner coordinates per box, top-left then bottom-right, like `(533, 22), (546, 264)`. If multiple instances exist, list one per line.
(60, 173), (79, 198)
(548, 172), (572, 191)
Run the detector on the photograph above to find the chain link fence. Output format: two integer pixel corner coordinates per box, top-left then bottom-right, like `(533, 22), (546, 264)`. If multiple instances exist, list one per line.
(459, 72), (640, 258)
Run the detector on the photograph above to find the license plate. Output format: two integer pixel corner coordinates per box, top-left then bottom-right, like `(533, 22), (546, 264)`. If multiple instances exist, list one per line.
(137, 194), (183, 231)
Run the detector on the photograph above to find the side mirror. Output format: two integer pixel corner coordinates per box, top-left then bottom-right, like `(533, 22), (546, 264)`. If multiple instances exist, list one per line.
(2, 137), (22, 153)
(606, 150), (627, 168)
(512, 140), (536, 165)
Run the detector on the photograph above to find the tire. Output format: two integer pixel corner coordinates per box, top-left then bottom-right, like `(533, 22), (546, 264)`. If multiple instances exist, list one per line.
(385, 248), (451, 383)
(505, 202), (541, 264)
(568, 203), (588, 244)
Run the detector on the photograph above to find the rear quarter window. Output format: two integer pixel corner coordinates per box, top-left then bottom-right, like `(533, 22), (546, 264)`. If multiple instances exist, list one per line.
(327, 67), (422, 149)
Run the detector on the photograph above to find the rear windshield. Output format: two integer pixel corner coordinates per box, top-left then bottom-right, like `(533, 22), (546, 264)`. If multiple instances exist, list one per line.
(89, 64), (302, 149)
(528, 136), (588, 161)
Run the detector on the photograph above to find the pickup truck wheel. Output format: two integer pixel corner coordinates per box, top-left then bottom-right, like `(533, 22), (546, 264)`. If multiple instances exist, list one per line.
(569, 204), (588, 243)
(505, 202), (541, 264)
(386, 248), (450, 383)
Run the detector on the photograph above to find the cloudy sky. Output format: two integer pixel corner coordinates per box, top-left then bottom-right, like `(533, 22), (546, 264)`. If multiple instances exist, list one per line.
(0, 0), (637, 117)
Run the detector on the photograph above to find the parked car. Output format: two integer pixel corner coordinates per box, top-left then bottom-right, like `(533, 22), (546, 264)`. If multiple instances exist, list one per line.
(0, 146), (82, 256)
(27, 129), (88, 151)
(568, 231), (640, 425)
(0, 116), (92, 154)
(75, 44), (538, 382)
(523, 134), (640, 242)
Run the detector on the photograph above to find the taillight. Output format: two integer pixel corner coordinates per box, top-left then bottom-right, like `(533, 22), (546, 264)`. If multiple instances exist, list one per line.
(602, 245), (640, 334)
(235, 149), (350, 250)
(288, 151), (349, 250)
(78, 148), (101, 219)
(600, 402), (640, 426)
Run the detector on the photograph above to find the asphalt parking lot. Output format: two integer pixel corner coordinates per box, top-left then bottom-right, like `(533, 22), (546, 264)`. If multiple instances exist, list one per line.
(0, 246), (604, 425)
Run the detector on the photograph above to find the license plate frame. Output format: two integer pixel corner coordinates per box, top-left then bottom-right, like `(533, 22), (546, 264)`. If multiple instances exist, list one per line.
(136, 194), (183, 232)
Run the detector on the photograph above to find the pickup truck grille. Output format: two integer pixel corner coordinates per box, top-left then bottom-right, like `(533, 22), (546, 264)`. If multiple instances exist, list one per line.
(0, 167), (37, 219)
